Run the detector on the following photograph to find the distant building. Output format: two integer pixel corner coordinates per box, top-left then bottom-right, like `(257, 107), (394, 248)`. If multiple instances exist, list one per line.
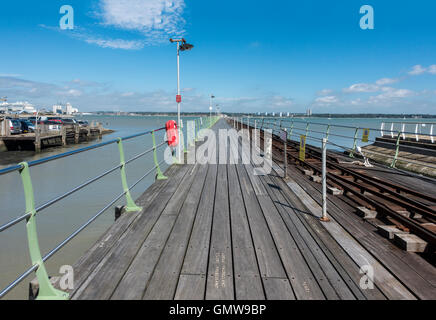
(0, 101), (36, 114)
(306, 109), (312, 117)
(51, 103), (79, 115)
(52, 104), (63, 114)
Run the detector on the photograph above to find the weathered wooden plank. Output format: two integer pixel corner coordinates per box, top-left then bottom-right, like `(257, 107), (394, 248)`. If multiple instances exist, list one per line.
(231, 131), (326, 299)
(112, 163), (203, 299)
(285, 175), (417, 300)
(235, 164), (288, 279)
(142, 164), (209, 300)
(72, 164), (192, 300)
(174, 275), (206, 300)
(285, 163), (436, 299)
(253, 183), (326, 299)
(228, 164), (265, 300)
(180, 165), (218, 275)
(262, 278), (296, 300)
(109, 214), (176, 300)
(206, 165), (234, 300)
(270, 169), (385, 300)
(261, 172), (356, 300)
(64, 164), (178, 296)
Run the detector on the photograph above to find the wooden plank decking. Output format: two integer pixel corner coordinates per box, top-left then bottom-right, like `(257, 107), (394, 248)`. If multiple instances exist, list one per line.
(61, 119), (435, 300)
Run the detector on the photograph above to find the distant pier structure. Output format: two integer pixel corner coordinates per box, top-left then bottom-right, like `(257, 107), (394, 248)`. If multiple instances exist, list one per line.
(0, 119), (108, 152)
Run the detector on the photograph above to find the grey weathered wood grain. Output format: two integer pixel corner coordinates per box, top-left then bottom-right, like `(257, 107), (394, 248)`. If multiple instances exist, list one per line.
(205, 164), (234, 300)
(228, 164), (265, 300)
(262, 278), (296, 300)
(72, 164), (192, 299)
(142, 164), (208, 299)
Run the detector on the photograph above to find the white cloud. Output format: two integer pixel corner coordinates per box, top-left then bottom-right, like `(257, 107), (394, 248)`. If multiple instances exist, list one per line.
(85, 38), (144, 50)
(316, 89), (333, 96)
(57, 89), (83, 97)
(375, 78), (399, 85)
(343, 83), (380, 93)
(408, 65), (427, 75)
(376, 88), (415, 99)
(99, 0), (186, 43)
(270, 95), (293, 107)
(428, 65), (436, 75)
(315, 96), (338, 104)
(0, 73), (22, 77)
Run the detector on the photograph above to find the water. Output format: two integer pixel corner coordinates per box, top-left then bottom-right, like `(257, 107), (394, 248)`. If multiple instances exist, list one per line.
(0, 115), (434, 299)
(0, 115), (197, 300)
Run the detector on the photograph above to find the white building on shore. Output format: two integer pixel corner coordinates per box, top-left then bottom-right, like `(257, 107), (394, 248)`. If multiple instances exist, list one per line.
(52, 103), (79, 115)
(0, 101), (37, 114)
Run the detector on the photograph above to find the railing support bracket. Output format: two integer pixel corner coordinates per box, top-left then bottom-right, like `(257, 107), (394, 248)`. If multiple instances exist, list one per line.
(117, 139), (142, 212)
(19, 162), (68, 300)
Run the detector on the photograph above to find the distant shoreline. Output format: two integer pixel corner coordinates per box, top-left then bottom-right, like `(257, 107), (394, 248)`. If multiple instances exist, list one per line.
(85, 112), (436, 119)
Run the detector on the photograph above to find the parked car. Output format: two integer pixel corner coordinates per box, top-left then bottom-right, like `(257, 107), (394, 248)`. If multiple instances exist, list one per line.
(43, 120), (61, 131)
(77, 120), (89, 126)
(47, 118), (64, 124)
(62, 118), (77, 125)
(8, 119), (21, 134)
(19, 119), (35, 133)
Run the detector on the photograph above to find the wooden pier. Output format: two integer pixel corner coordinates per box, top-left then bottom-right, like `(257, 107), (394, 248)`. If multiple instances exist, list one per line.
(48, 119), (435, 300)
(0, 122), (106, 152)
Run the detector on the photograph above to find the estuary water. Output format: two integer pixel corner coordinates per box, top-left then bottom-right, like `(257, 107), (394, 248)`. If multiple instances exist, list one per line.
(0, 115), (434, 299)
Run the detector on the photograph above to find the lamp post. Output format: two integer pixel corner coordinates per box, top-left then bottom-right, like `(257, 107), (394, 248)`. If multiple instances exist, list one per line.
(209, 94), (215, 127)
(170, 38), (194, 162)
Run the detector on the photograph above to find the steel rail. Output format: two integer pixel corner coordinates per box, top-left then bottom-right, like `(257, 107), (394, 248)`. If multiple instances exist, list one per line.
(261, 121), (436, 156)
(0, 127), (166, 176)
(0, 158), (166, 299)
(251, 117), (436, 138)
(249, 122), (436, 246)
(0, 142), (167, 233)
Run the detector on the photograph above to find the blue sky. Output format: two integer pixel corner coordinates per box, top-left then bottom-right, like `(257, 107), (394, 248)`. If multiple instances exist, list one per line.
(0, 0), (436, 114)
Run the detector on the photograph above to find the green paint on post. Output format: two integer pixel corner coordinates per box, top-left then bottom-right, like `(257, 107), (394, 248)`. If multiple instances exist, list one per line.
(349, 128), (359, 158)
(289, 121), (294, 139)
(152, 131), (167, 180)
(19, 162), (68, 300)
(391, 132), (402, 168)
(325, 124), (331, 140)
(117, 138), (142, 212)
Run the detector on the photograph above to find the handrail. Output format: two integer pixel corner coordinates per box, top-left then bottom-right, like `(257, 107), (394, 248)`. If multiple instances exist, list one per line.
(247, 117), (436, 139)
(0, 127), (166, 176)
(248, 118), (436, 158)
(0, 116), (219, 300)
(236, 117), (436, 171)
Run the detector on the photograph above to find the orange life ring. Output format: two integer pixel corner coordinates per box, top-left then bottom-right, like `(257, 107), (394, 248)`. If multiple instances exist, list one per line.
(166, 120), (179, 147)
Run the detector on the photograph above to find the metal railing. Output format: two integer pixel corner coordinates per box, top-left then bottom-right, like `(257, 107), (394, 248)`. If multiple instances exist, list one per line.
(240, 117), (436, 171)
(0, 116), (218, 300)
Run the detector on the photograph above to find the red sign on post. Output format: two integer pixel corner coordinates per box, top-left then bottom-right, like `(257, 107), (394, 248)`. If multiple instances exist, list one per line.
(176, 95), (182, 103)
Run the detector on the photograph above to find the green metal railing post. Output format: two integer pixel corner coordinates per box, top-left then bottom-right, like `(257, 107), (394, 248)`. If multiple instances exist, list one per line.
(349, 127), (359, 158)
(325, 124), (331, 140)
(152, 131), (168, 180)
(289, 121), (294, 139)
(391, 132), (402, 168)
(19, 162), (68, 300)
(117, 138), (142, 212)
(305, 123), (310, 138)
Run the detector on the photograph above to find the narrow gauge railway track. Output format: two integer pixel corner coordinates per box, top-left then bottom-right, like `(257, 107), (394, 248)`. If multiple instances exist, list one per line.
(231, 120), (436, 251)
